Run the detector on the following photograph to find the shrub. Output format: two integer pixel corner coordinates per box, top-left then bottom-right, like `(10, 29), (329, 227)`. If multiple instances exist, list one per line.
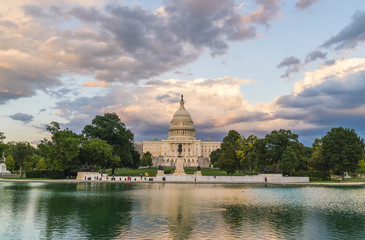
(26, 170), (70, 179)
(292, 170), (329, 181)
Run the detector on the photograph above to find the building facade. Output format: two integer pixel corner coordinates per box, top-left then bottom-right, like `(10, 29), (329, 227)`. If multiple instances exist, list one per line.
(142, 95), (220, 168)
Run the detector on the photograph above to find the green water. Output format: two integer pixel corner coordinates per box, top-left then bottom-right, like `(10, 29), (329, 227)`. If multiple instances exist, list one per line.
(1, 182), (365, 239)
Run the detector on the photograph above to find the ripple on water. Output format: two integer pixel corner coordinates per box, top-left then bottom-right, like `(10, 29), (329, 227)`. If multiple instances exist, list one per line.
(1, 183), (365, 239)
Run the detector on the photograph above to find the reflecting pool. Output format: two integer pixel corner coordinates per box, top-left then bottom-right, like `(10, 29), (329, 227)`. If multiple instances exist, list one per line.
(1, 182), (365, 239)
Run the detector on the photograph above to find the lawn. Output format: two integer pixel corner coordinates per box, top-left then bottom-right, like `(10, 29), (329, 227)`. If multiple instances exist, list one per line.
(0, 176), (54, 180)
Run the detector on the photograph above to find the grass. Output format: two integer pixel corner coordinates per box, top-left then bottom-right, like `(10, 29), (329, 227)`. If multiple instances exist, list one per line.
(310, 177), (365, 183)
(0, 176), (54, 180)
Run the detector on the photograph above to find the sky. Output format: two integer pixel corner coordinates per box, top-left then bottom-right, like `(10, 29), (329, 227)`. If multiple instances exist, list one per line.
(0, 0), (365, 146)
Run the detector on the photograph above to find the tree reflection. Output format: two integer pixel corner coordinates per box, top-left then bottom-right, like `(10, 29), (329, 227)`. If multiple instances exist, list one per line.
(34, 183), (133, 239)
(222, 204), (306, 238)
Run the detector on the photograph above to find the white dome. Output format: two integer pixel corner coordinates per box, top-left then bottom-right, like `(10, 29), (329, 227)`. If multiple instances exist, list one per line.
(168, 95), (196, 140)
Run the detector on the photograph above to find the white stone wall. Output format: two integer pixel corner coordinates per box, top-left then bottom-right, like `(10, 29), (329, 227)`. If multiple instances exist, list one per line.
(155, 175), (309, 183)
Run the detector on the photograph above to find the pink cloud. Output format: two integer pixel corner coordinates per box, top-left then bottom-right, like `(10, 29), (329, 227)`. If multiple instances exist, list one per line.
(82, 81), (107, 88)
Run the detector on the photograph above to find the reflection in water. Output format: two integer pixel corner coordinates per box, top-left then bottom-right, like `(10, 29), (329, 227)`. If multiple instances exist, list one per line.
(1, 183), (365, 239)
(0, 182), (133, 239)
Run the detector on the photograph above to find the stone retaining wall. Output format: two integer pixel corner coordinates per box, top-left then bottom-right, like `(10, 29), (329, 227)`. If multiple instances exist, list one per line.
(155, 175), (309, 183)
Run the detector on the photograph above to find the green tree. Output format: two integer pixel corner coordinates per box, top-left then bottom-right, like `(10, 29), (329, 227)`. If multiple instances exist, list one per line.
(321, 127), (364, 180)
(10, 142), (34, 177)
(38, 122), (81, 172)
(280, 142), (305, 175)
(217, 130), (241, 175)
(24, 154), (41, 172)
(265, 129), (300, 172)
(82, 113), (139, 174)
(237, 134), (257, 172)
(36, 158), (47, 170)
(140, 151), (153, 167)
(5, 155), (15, 172)
(357, 160), (365, 174)
(79, 138), (118, 170)
(246, 138), (269, 172)
(309, 138), (331, 179)
(210, 148), (221, 167)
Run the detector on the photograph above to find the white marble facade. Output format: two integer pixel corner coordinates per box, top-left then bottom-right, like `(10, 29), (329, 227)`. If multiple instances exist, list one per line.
(142, 95), (220, 168)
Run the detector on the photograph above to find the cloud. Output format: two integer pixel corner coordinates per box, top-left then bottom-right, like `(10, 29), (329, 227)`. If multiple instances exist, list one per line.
(83, 81), (107, 87)
(274, 58), (365, 137)
(52, 76), (260, 141)
(293, 58), (365, 95)
(295, 0), (320, 10)
(277, 56), (301, 78)
(49, 58), (365, 145)
(10, 113), (34, 123)
(321, 11), (365, 50)
(305, 50), (326, 63)
(0, 0), (283, 104)
(0, 20), (18, 29)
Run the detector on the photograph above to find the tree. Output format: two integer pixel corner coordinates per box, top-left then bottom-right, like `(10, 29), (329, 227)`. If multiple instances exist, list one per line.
(10, 142), (34, 177)
(38, 122), (81, 172)
(309, 138), (331, 179)
(237, 134), (257, 172)
(140, 151), (153, 167)
(5, 155), (15, 172)
(79, 138), (118, 170)
(210, 148), (221, 167)
(357, 160), (365, 174)
(321, 127), (364, 180)
(280, 142), (305, 175)
(265, 129), (300, 172)
(82, 113), (139, 174)
(246, 138), (269, 172)
(36, 158), (47, 170)
(25, 154), (41, 172)
(216, 130), (241, 175)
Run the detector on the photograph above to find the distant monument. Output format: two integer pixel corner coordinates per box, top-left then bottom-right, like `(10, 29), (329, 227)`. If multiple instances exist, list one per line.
(0, 163), (11, 175)
(173, 143), (186, 176)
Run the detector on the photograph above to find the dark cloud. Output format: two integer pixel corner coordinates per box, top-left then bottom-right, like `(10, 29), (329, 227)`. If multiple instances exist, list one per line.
(275, 70), (365, 128)
(277, 56), (301, 68)
(0, 20), (18, 29)
(0, 92), (27, 104)
(0, 63), (61, 103)
(0, 0), (283, 104)
(324, 59), (336, 66)
(305, 50), (326, 63)
(277, 56), (301, 78)
(156, 93), (180, 103)
(9, 113), (34, 123)
(23, 5), (49, 18)
(145, 80), (166, 86)
(49, 88), (74, 98)
(295, 0), (320, 10)
(321, 11), (365, 50)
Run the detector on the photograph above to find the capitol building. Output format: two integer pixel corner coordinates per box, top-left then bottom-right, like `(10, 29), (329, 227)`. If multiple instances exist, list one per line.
(142, 95), (220, 168)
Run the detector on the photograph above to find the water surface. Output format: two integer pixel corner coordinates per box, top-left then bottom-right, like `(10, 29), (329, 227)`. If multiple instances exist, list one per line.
(1, 182), (364, 239)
